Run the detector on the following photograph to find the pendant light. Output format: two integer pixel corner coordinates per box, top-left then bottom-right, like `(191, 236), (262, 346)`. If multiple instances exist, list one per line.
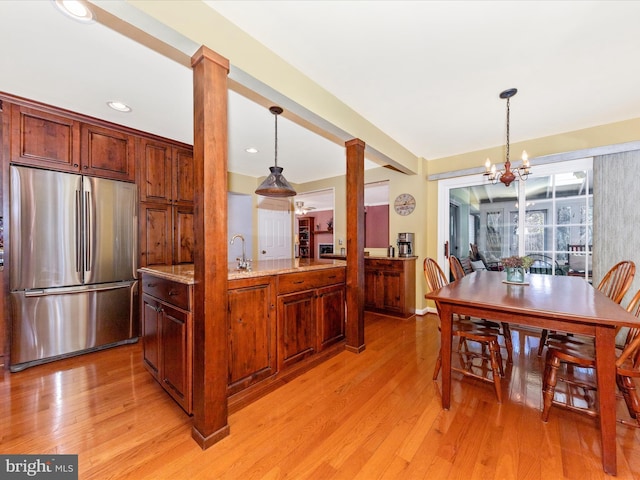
(255, 106), (297, 197)
(483, 88), (531, 187)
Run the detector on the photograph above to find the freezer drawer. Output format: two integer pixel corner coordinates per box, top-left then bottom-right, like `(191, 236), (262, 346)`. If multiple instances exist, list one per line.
(10, 281), (138, 371)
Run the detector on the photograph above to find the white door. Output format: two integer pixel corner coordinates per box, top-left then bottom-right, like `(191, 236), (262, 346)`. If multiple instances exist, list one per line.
(257, 197), (293, 259)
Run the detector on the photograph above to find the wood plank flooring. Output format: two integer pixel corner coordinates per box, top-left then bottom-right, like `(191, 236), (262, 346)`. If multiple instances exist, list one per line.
(1, 312), (640, 479)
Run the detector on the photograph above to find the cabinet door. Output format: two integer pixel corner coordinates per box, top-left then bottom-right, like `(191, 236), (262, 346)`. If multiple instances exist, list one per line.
(277, 289), (316, 369)
(173, 205), (194, 264)
(141, 294), (161, 379)
(173, 146), (194, 205)
(10, 104), (80, 171)
(81, 123), (135, 181)
(364, 268), (379, 309)
(140, 202), (171, 267)
(317, 283), (346, 350)
(160, 303), (192, 412)
(227, 277), (276, 395)
(139, 138), (172, 203)
(380, 270), (403, 313)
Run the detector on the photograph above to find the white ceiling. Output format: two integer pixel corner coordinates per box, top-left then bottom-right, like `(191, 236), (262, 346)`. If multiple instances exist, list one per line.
(207, 0), (640, 160)
(2, 1), (640, 192)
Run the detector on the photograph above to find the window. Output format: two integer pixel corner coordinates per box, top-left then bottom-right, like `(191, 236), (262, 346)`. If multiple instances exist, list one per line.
(440, 158), (593, 279)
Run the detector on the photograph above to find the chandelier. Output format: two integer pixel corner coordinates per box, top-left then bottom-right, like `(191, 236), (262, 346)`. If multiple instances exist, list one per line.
(255, 106), (297, 197)
(483, 88), (531, 187)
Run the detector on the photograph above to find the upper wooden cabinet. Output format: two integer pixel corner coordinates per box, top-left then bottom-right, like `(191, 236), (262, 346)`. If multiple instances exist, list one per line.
(173, 146), (194, 205)
(138, 138), (194, 267)
(139, 138), (194, 205)
(81, 123), (135, 181)
(9, 103), (135, 181)
(10, 104), (80, 172)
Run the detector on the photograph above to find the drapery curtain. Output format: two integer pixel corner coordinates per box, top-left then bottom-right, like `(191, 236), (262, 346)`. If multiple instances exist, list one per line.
(594, 150), (640, 305)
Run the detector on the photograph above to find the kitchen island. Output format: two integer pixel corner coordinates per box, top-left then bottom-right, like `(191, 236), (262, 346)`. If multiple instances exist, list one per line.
(139, 258), (347, 414)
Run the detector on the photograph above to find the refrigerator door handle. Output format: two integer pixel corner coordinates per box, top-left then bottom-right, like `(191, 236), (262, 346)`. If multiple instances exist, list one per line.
(24, 281), (135, 297)
(76, 189), (82, 273)
(84, 190), (92, 274)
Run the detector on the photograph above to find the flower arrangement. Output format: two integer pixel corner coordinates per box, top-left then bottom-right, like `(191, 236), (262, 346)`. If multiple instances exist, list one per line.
(501, 255), (534, 269)
(327, 218), (333, 231)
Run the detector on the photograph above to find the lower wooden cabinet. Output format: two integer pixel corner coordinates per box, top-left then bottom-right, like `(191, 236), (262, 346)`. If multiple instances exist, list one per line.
(227, 276), (277, 396)
(365, 257), (416, 318)
(141, 274), (193, 413)
(277, 289), (317, 369)
(317, 283), (346, 350)
(141, 265), (346, 414)
(277, 267), (346, 369)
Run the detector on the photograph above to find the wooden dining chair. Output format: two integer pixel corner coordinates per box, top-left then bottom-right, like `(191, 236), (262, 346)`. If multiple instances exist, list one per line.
(537, 260), (636, 356)
(448, 255), (513, 364)
(541, 289), (640, 425)
(449, 255), (466, 281)
(424, 257), (504, 403)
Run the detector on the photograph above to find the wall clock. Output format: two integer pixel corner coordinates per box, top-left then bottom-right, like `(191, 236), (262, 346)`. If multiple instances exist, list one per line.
(394, 193), (416, 216)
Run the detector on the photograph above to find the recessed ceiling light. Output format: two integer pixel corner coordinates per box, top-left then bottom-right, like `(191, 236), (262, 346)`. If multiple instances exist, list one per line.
(245, 147), (259, 154)
(107, 101), (132, 113)
(53, 0), (95, 23)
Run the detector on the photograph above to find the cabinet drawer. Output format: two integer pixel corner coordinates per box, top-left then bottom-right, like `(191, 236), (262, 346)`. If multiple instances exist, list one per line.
(365, 258), (403, 271)
(141, 274), (189, 310)
(278, 268), (345, 295)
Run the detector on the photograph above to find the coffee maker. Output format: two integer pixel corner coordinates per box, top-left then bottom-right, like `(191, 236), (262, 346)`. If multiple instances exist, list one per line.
(397, 232), (414, 257)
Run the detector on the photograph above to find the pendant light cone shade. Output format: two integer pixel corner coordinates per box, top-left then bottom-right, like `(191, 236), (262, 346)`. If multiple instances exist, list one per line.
(255, 106), (297, 197)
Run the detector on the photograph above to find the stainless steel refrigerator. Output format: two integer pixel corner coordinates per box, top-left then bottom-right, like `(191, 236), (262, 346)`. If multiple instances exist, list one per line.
(9, 165), (139, 371)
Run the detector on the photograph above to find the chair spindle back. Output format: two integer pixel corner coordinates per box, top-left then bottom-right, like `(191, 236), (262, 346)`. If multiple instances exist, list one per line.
(449, 256), (466, 281)
(597, 261), (636, 304)
(423, 257), (448, 294)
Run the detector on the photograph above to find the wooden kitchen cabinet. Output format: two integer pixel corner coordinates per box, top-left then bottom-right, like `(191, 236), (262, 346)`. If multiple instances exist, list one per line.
(140, 264), (346, 415)
(364, 257), (416, 319)
(140, 203), (172, 267)
(173, 205), (194, 265)
(139, 138), (194, 266)
(277, 267), (346, 369)
(139, 137), (194, 205)
(317, 283), (346, 350)
(140, 202), (194, 267)
(80, 122), (135, 181)
(227, 276), (277, 395)
(9, 102), (135, 181)
(141, 274), (193, 414)
(277, 289), (317, 369)
(9, 103), (80, 172)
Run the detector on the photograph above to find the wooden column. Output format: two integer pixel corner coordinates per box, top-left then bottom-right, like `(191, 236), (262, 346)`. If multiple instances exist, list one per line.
(345, 138), (365, 352)
(190, 46), (230, 448)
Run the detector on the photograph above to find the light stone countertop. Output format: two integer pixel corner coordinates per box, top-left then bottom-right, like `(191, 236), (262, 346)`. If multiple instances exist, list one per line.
(139, 258), (347, 285)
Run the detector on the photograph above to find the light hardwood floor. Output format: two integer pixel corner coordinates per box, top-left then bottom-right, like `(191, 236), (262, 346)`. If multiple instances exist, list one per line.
(1, 312), (640, 479)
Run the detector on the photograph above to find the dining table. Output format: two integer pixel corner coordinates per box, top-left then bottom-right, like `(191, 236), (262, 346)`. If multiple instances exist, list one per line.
(425, 270), (640, 476)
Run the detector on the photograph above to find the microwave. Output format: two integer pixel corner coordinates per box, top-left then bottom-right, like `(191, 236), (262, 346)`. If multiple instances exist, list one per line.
(318, 244), (334, 255)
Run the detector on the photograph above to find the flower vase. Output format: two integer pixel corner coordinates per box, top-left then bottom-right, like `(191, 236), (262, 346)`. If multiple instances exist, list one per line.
(506, 267), (525, 283)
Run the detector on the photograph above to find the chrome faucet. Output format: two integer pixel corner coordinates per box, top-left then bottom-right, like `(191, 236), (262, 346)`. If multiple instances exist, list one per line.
(230, 233), (252, 270)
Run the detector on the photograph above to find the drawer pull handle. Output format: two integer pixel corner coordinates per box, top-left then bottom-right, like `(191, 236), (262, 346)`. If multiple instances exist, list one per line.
(168, 290), (179, 296)
(147, 283), (157, 288)
(293, 280), (305, 284)
(328, 275), (336, 279)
